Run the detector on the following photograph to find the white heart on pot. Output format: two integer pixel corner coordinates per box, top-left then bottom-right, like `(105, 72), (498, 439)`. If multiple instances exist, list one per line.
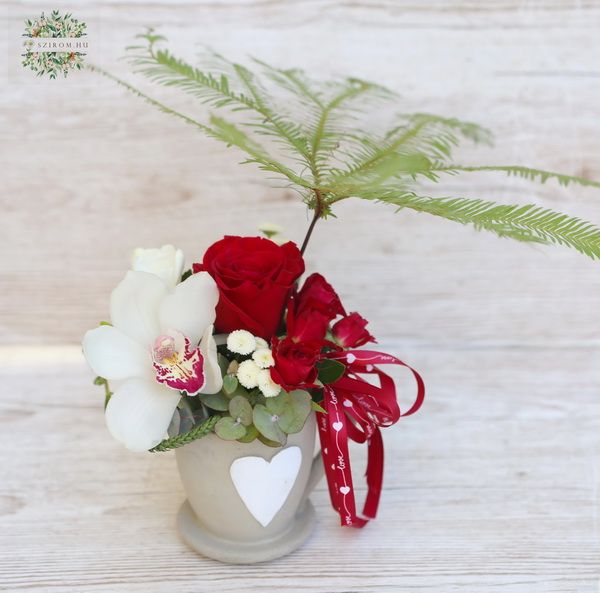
(230, 446), (302, 527)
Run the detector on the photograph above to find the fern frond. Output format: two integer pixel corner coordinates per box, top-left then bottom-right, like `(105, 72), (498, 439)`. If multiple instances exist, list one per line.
(385, 113), (494, 146)
(97, 31), (600, 260)
(325, 113), (492, 187)
(426, 164), (600, 189)
(253, 60), (325, 110)
(309, 79), (391, 179)
(128, 34), (311, 163)
(208, 115), (311, 187)
(88, 64), (305, 188)
(370, 191), (600, 258)
(88, 64), (215, 135)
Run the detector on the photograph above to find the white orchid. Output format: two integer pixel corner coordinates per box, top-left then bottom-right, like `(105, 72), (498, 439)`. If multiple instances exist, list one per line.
(131, 244), (185, 288)
(82, 269), (223, 452)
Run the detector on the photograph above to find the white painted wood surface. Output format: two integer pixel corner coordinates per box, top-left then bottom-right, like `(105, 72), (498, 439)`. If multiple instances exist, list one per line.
(1, 1), (600, 591)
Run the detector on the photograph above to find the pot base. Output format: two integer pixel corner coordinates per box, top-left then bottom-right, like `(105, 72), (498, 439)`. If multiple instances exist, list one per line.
(177, 499), (316, 564)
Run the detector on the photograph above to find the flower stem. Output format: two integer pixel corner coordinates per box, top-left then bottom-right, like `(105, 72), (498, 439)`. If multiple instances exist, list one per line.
(300, 189), (324, 255)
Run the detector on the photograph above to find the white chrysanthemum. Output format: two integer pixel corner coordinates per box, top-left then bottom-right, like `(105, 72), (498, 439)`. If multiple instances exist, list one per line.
(254, 337), (269, 350)
(252, 348), (274, 369)
(237, 359), (261, 389)
(258, 369), (281, 398)
(227, 330), (256, 355)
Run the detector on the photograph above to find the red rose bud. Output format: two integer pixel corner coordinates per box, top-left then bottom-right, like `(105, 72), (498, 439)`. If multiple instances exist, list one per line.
(270, 336), (321, 391)
(193, 236), (304, 339)
(332, 312), (376, 348)
(287, 309), (331, 343)
(296, 273), (346, 319)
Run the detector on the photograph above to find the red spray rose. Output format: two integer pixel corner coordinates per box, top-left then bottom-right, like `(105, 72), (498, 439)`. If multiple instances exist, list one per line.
(296, 273), (346, 318)
(270, 336), (321, 391)
(287, 308), (331, 343)
(193, 236), (304, 339)
(287, 273), (346, 343)
(332, 312), (376, 348)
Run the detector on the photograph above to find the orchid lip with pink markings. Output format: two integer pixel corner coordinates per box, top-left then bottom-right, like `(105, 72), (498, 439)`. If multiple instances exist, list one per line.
(152, 331), (205, 395)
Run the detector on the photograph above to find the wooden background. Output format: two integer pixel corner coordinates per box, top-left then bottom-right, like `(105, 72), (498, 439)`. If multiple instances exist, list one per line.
(1, 1), (600, 591)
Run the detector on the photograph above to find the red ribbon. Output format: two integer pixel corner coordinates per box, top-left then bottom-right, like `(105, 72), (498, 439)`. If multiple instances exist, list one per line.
(316, 349), (425, 527)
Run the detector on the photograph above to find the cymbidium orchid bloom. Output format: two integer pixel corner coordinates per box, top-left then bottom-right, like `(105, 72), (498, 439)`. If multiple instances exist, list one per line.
(82, 270), (222, 452)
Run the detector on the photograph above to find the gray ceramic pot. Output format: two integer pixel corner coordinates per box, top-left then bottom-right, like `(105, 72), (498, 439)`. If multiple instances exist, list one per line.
(175, 412), (323, 564)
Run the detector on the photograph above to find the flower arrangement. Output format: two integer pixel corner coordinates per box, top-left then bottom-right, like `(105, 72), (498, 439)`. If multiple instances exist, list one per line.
(84, 31), (600, 551)
(84, 237), (424, 528)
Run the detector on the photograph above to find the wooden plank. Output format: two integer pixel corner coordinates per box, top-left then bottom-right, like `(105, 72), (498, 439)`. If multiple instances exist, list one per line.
(1, 1), (600, 588)
(1, 1), (600, 346)
(1, 345), (599, 592)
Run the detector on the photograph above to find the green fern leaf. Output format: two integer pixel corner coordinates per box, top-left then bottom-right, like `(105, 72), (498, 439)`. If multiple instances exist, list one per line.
(427, 164), (600, 189)
(373, 192), (600, 259)
(91, 30), (600, 259)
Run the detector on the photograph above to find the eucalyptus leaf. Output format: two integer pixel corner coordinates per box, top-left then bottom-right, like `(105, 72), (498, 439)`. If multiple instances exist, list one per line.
(229, 395), (253, 426)
(276, 390), (312, 434)
(222, 374), (239, 396)
(264, 391), (287, 415)
(253, 404), (286, 445)
(199, 391), (229, 412)
(257, 432), (287, 448)
(237, 424), (259, 443)
(215, 416), (247, 440)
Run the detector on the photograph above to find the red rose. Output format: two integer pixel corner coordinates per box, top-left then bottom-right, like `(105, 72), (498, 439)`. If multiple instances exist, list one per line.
(193, 236), (304, 339)
(296, 273), (346, 319)
(332, 312), (376, 348)
(270, 336), (321, 391)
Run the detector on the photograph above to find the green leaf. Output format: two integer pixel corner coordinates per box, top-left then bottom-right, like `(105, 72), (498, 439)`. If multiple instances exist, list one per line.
(276, 390), (312, 434)
(92, 32), (600, 262)
(215, 416), (247, 440)
(93, 376), (113, 409)
(217, 353), (230, 377)
(228, 395), (253, 426)
(257, 432), (286, 448)
(177, 402), (195, 434)
(198, 391), (229, 411)
(237, 424), (259, 443)
(222, 374), (239, 396)
(311, 400), (327, 413)
(316, 359), (346, 385)
(372, 192), (600, 260)
(265, 390), (312, 434)
(428, 164), (600, 190)
(253, 404), (286, 445)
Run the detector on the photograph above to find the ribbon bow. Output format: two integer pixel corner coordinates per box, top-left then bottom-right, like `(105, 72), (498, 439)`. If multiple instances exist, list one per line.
(316, 349), (425, 527)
